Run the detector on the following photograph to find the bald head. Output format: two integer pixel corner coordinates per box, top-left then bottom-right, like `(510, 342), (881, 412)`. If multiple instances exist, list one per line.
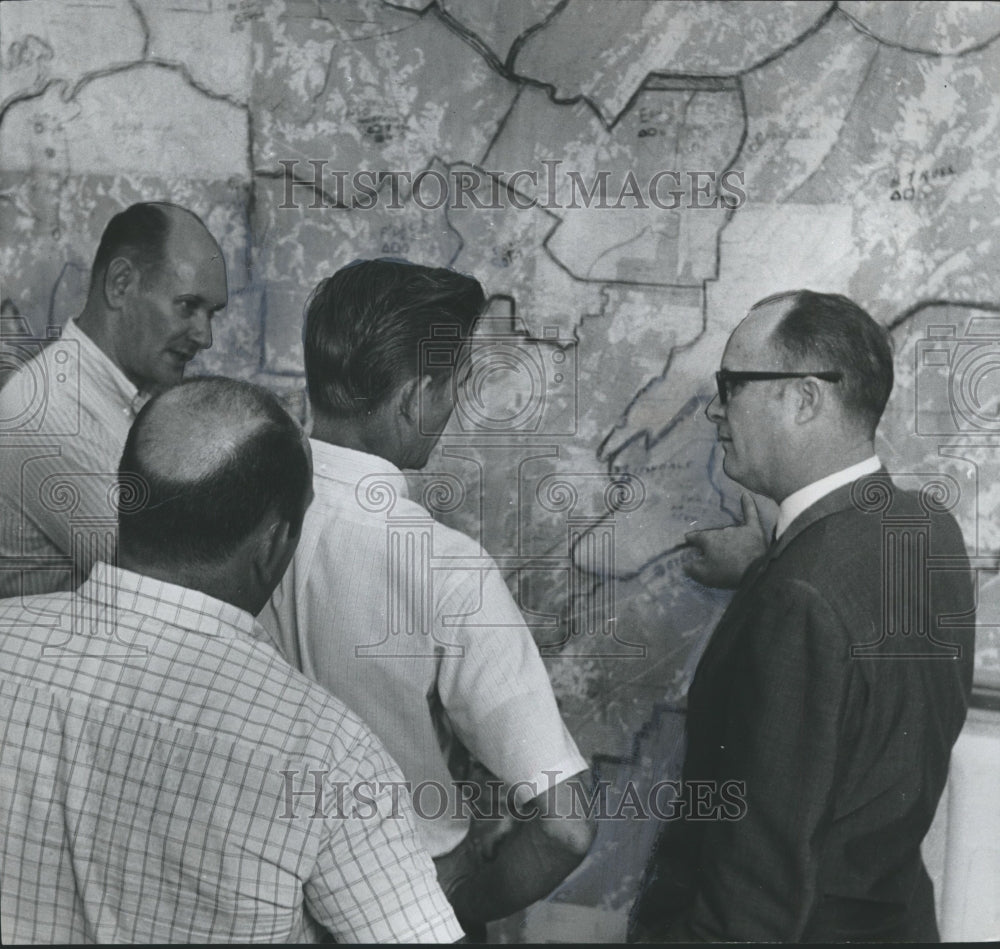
(118, 378), (311, 570)
(90, 202), (213, 292)
(133, 381), (273, 483)
(79, 201), (227, 392)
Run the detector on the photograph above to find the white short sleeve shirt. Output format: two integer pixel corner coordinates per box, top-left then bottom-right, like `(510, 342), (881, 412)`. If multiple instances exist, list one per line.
(261, 440), (588, 856)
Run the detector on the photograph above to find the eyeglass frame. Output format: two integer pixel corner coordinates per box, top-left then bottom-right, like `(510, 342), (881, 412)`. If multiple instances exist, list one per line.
(714, 369), (843, 405)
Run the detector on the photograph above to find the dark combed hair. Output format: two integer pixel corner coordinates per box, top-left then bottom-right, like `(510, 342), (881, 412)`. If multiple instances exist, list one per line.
(304, 258), (486, 418)
(117, 378), (311, 567)
(763, 290), (894, 436)
(89, 202), (200, 291)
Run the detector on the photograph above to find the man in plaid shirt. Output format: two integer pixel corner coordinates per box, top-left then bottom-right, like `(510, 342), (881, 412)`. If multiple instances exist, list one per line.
(0, 377), (463, 943)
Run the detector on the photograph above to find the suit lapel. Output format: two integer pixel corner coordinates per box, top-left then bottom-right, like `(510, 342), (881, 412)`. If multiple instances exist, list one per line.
(767, 470), (891, 563)
(693, 471), (891, 684)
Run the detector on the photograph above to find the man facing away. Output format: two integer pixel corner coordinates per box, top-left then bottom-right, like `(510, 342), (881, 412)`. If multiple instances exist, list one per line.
(260, 259), (596, 933)
(0, 377), (464, 944)
(630, 291), (975, 942)
(0, 202), (226, 598)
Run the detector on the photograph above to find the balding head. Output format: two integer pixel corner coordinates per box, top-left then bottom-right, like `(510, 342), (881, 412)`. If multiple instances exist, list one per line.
(81, 202), (227, 391)
(118, 378), (311, 576)
(755, 290), (893, 436)
(132, 382), (271, 484)
(90, 202), (213, 292)
(708, 290), (892, 501)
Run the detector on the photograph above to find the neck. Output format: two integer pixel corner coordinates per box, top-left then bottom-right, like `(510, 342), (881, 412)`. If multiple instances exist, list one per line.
(76, 301), (114, 357)
(777, 437), (876, 503)
(310, 409), (397, 466)
(117, 552), (264, 615)
(76, 302), (139, 387)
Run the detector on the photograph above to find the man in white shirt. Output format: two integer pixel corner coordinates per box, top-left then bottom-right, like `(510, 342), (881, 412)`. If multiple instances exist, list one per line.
(630, 290), (975, 941)
(0, 202), (227, 597)
(0, 377), (463, 943)
(261, 258), (595, 933)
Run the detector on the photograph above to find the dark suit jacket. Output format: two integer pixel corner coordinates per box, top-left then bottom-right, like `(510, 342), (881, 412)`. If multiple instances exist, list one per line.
(631, 474), (975, 942)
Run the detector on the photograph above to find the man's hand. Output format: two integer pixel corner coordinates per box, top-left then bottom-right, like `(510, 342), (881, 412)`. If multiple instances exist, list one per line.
(684, 493), (768, 589)
(444, 772), (597, 925)
(469, 810), (516, 862)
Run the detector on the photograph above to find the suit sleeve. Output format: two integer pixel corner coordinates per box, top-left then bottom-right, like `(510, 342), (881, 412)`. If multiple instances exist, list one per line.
(676, 577), (853, 941)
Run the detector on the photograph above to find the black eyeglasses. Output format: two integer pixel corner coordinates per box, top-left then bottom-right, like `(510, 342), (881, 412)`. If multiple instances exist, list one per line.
(715, 369), (843, 405)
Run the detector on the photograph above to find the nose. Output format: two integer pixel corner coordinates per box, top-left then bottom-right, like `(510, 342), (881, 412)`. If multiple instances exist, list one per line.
(191, 310), (213, 350)
(705, 392), (725, 423)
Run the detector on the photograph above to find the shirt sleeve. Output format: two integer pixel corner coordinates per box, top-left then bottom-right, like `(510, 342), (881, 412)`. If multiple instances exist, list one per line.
(433, 544), (588, 803)
(0, 370), (121, 593)
(678, 578), (850, 941)
(305, 733), (464, 944)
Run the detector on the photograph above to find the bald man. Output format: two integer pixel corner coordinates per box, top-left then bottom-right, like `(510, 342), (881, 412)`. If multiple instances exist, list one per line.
(0, 377), (463, 943)
(0, 202), (227, 598)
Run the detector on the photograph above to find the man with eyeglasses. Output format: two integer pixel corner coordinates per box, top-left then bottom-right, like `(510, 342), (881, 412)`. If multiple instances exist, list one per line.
(629, 290), (975, 942)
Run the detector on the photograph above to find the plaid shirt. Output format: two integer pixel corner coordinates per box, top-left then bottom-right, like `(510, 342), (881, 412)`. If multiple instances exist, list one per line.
(0, 562), (462, 944)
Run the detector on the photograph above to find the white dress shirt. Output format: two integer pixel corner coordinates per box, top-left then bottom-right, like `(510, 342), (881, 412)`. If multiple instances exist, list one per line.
(774, 455), (882, 539)
(0, 320), (148, 597)
(261, 440), (588, 857)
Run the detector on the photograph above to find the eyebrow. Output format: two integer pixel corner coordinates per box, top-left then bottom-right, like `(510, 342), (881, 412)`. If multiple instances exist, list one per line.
(175, 294), (227, 312)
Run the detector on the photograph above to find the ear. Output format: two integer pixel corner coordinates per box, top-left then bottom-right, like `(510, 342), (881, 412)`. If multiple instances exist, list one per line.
(103, 256), (139, 310)
(792, 377), (823, 424)
(397, 374), (433, 425)
(251, 512), (297, 588)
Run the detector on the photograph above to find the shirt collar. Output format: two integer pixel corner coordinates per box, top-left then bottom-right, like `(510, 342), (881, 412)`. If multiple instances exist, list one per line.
(65, 319), (151, 418)
(309, 438), (410, 499)
(82, 561), (260, 641)
(775, 455), (882, 539)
